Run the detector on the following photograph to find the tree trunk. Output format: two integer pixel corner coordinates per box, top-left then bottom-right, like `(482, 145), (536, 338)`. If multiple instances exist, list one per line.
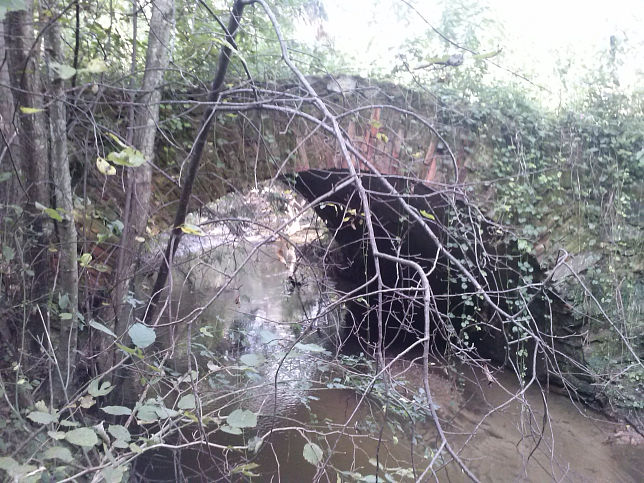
(46, 2), (79, 392)
(4, 6), (51, 337)
(112, 0), (174, 339)
(147, 0), (247, 321)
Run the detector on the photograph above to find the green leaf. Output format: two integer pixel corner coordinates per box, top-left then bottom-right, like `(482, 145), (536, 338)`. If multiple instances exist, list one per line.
(101, 465), (126, 483)
(226, 409), (257, 428)
(79, 253), (92, 267)
(84, 58), (107, 74)
(0, 171), (11, 182)
(135, 405), (160, 423)
(88, 379), (114, 397)
(47, 431), (66, 440)
(60, 312), (73, 320)
(27, 410), (58, 424)
(101, 406), (132, 416)
(294, 343), (328, 353)
(107, 147), (145, 167)
(108, 424), (131, 442)
(419, 209), (435, 221)
(35, 202), (64, 221)
(177, 394), (196, 410)
(128, 323), (156, 349)
(240, 353), (264, 367)
(2, 245), (15, 261)
(65, 427), (98, 447)
(42, 446), (73, 462)
(303, 442), (323, 465)
(51, 62), (76, 80)
(0, 456), (18, 472)
(89, 320), (117, 338)
(219, 424), (242, 435)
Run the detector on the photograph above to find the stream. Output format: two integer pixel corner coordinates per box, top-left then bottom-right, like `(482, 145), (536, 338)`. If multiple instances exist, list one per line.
(134, 192), (642, 482)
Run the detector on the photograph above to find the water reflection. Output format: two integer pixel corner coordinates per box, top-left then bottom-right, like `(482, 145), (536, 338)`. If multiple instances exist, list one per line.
(136, 233), (642, 482)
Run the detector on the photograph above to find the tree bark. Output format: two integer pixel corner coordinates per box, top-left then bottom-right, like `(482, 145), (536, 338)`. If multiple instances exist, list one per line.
(4, 5), (51, 335)
(112, 0), (175, 339)
(45, 1), (79, 391)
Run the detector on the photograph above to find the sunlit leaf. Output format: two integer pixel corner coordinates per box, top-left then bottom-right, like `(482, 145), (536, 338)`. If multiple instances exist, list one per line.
(84, 58), (107, 74)
(107, 147), (145, 167)
(128, 323), (156, 349)
(60, 312), (73, 320)
(51, 62), (76, 80)
(96, 157), (116, 175)
(419, 209), (435, 221)
(101, 405), (132, 416)
(19, 106), (43, 114)
(179, 223), (206, 236)
(177, 394), (196, 410)
(89, 320), (117, 338)
(303, 442), (323, 465)
(47, 431), (66, 440)
(79, 253), (92, 267)
(42, 446), (73, 462)
(65, 427), (98, 447)
(226, 409), (257, 428)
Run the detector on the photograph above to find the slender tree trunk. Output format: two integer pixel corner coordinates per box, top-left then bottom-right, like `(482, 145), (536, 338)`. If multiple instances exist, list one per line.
(0, 19), (20, 209)
(112, 0), (174, 339)
(4, 5), (51, 336)
(147, 0), (247, 321)
(45, 1), (79, 391)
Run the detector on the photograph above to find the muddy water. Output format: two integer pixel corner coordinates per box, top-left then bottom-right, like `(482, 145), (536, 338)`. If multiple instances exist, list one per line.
(138, 236), (642, 482)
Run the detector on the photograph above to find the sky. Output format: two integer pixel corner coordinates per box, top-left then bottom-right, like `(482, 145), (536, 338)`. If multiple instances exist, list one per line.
(298, 0), (644, 95)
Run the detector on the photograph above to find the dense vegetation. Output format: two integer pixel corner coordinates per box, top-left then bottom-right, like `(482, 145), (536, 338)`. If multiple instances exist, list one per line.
(0, 0), (641, 480)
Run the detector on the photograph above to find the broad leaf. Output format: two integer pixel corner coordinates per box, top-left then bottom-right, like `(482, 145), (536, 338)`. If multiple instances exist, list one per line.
(65, 427), (98, 447)
(128, 323), (156, 349)
(101, 465), (127, 483)
(51, 62), (76, 80)
(42, 446), (73, 462)
(108, 424), (131, 442)
(226, 409), (257, 429)
(107, 147), (145, 167)
(240, 353), (264, 367)
(179, 223), (206, 236)
(84, 58), (107, 74)
(177, 394), (196, 410)
(303, 442), (323, 465)
(89, 320), (117, 338)
(101, 405), (132, 416)
(88, 379), (114, 397)
(219, 424), (242, 435)
(96, 157), (116, 175)
(27, 411), (58, 425)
